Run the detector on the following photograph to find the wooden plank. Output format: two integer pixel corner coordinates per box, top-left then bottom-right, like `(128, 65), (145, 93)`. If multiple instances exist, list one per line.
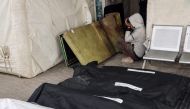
(64, 23), (113, 65)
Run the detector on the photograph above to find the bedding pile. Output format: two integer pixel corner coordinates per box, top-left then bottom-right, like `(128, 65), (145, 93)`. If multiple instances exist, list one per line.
(28, 62), (190, 109)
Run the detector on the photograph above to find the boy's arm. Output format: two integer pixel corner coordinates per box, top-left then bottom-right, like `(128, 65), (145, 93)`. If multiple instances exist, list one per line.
(125, 31), (134, 42)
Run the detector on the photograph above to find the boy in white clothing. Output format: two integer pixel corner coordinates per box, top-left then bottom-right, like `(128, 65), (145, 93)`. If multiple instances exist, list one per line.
(119, 13), (146, 63)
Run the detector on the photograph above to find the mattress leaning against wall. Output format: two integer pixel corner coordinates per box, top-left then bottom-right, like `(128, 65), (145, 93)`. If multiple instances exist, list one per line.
(0, 0), (92, 78)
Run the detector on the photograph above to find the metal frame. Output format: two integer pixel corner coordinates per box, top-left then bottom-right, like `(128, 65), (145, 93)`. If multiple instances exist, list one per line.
(179, 26), (190, 64)
(183, 26), (190, 52)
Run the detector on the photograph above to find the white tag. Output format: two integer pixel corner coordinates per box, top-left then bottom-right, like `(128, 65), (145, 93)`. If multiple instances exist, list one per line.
(115, 82), (143, 92)
(71, 29), (75, 33)
(96, 96), (123, 104)
(128, 69), (155, 74)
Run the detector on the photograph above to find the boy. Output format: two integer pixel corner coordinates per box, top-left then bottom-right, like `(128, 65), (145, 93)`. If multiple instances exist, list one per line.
(120, 13), (146, 63)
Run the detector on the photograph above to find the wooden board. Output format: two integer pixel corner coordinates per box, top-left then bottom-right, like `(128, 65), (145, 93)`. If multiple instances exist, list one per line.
(64, 22), (114, 65)
(101, 13), (124, 52)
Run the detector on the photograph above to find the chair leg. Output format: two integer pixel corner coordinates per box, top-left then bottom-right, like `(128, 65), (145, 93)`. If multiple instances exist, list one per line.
(142, 60), (147, 69)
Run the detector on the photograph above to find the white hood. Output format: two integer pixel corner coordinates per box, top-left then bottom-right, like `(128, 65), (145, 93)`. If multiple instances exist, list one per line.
(125, 13), (146, 58)
(129, 13), (144, 28)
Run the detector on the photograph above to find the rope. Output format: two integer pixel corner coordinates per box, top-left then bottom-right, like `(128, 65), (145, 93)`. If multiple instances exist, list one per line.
(0, 46), (12, 73)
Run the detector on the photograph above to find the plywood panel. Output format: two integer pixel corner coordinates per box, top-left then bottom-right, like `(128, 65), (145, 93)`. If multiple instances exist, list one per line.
(64, 23), (113, 65)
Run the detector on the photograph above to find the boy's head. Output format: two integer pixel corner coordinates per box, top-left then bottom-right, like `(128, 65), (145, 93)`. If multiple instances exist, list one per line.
(125, 18), (134, 30)
(126, 13), (144, 29)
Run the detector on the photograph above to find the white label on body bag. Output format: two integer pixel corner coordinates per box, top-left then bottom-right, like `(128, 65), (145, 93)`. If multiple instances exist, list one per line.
(96, 96), (123, 104)
(115, 82), (143, 92)
(128, 69), (156, 74)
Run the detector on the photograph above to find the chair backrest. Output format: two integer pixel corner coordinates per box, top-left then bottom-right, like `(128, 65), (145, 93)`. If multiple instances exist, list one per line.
(150, 25), (183, 52)
(183, 26), (190, 52)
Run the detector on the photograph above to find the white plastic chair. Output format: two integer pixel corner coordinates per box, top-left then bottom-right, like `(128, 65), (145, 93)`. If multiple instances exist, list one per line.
(179, 26), (190, 64)
(142, 25), (183, 68)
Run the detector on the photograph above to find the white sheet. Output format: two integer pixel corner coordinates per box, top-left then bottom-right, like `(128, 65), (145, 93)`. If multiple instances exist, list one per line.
(0, 0), (92, 78)
(0, 99), (52, 109)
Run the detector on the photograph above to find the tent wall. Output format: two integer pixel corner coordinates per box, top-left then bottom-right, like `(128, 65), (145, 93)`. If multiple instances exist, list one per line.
(85, 0), (96, 20)
(0, 0), (92, 78)
(147, 0), (190, 38)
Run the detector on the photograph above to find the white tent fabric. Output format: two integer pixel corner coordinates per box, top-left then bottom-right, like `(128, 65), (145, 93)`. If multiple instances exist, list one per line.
(0, 99), (53, 109)
(146, 0), (190, 38)
(0, 0), (92, 78)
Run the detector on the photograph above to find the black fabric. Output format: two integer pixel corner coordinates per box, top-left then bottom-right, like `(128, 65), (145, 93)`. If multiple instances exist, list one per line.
(29, 83), (159, 109)
(67, 64), (190, 107)
(28, 83), (126, 109)
(28, 62), (190, 109)
(175, 84), (190, 109)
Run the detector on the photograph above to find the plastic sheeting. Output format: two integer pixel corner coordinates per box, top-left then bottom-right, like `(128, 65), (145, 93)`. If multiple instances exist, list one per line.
(146, 0), (190, 38)
(0, 0), (92, 78)
(0, 99), (53, 109)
